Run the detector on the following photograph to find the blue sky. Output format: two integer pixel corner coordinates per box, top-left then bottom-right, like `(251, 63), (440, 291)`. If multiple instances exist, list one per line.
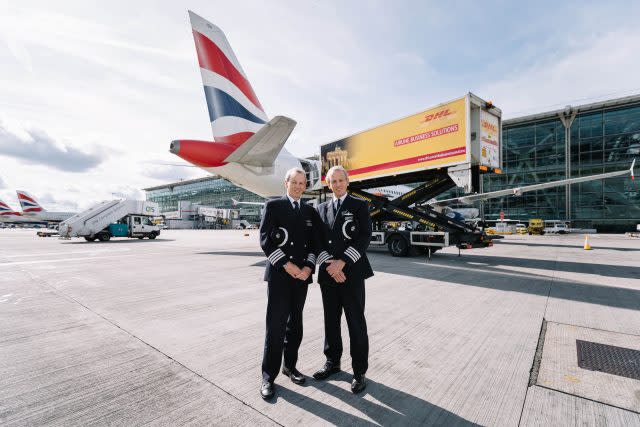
(0, 0), (638, 210)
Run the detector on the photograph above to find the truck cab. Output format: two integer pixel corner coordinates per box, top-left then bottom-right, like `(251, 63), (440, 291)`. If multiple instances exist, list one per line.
(129, 215), (157, 237)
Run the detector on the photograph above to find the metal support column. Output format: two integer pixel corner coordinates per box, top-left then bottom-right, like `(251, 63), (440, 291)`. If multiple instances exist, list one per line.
(558, 106), (577, 222)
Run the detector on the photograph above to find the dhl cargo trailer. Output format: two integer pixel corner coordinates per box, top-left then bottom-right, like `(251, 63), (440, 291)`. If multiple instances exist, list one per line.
(319, 93), (502, 256)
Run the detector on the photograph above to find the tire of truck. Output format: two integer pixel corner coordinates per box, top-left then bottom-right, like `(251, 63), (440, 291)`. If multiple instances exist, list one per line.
(148, 232), (157, 240)
(98, 233), (111, 242)
(387, 235), (409, 257)
(84, 236), (96, 242)
(138, 236), (144, 239)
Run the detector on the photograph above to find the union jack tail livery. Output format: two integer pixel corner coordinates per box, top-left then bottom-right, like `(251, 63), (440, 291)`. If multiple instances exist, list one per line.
(169, 11), (301, 196)
(16, 190), (44, 213)
(0, 199), (21, 216)
(190, 11), (268, 145)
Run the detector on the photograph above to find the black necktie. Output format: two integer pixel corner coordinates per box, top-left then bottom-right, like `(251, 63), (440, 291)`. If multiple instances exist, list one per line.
(335, 199), (341, 214)
(293, 201), (300, 215)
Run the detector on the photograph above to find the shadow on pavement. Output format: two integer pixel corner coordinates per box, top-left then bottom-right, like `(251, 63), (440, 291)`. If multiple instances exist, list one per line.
(276, 372), (480, 426)
(369, 252), (640, 311)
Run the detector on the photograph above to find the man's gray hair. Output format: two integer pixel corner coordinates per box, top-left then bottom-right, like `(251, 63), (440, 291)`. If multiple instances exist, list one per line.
(326, 165), (349, 181)
(285, 167), (306, 182)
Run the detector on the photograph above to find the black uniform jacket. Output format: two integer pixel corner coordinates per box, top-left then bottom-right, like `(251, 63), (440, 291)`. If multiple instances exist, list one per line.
(259, 196), (321, 285)
(316, 194), (374, 286)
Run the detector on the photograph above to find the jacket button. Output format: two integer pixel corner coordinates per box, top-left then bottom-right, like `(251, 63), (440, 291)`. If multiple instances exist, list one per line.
(328, 240), (332, 244)
(290, 242), (294, 245)
(289, 256), (293, 259)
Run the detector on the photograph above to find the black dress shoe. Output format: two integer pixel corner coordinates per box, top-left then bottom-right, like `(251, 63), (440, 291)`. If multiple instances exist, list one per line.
(282, 367), (306, 385)
(312, 361), (341, 380)
(351, 374), (366, 394)
(260, 380), (274, 400)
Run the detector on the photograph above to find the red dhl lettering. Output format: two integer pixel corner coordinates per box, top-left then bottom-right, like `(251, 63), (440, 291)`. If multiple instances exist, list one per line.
(481, 120), (497, 132)
(422, 108), (452, 122)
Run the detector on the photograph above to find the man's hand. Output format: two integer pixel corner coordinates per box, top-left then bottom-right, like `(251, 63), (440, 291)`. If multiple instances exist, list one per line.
(284, 262), (302, 279)
(331, 270), (346, 283)
(295, 266), (312, 281)
(325, 259), (345, 277)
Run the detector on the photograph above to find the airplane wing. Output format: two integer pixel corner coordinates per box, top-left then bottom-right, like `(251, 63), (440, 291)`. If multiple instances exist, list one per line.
(231, 198), (265, 207)
(431, 159), (635, 207)
(223, 116), (296, 167)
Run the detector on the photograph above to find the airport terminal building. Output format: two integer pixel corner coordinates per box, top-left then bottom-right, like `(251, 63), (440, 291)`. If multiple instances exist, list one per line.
(482, 94), (640, 232)
(144, 94), (639, 232)
(143, 176), (266, 223)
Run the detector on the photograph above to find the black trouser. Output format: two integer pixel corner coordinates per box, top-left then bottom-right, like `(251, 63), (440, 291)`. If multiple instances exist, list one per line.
(262, 276), (309, 382)
(320, 279), (369, 375)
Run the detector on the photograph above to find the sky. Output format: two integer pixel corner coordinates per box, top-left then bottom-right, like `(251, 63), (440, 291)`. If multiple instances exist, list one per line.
(1, 0), (639, 211)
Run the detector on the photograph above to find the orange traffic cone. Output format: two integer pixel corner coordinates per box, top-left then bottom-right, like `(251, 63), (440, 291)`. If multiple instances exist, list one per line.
(583, 235), (592, 250)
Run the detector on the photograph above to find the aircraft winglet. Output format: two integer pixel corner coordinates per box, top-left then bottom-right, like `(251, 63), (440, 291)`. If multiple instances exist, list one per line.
(223, 116), (296, 167)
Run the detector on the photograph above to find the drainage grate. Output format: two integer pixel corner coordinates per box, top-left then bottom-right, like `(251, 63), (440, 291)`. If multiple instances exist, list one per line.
(576, 340), (640, 381)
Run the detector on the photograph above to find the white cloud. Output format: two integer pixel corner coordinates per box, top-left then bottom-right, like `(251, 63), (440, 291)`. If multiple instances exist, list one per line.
(0, 123), (106, 172)
(482, 28), (640, 119)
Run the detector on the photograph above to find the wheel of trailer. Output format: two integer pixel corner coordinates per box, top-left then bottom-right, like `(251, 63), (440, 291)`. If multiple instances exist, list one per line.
(98, 233), (111, 242)
(148, 232), (157, 240)
(387, 235), (409, 257)
(138, 236), (144, 239)
(84, 236), (96, 242)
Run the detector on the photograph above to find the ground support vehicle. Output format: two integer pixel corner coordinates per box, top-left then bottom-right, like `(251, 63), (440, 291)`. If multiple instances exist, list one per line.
(528, 219), (545, 235)
(544, 220), (570, 234)
(319, 93), (502, 257)
(58, 200), (161, 241)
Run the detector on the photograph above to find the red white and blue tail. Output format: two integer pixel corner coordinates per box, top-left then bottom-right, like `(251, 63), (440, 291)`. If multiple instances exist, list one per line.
(16, 190), (44, 213)
(189, 11), (268, 146)
(0, 199), (22, 216)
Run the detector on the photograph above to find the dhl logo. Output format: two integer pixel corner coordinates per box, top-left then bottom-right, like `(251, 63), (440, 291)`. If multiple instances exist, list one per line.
(481, 120), (497, 133)
(421, 108), (452, 123)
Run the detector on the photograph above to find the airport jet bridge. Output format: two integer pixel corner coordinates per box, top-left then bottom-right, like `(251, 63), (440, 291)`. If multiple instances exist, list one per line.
(319, 93), (502, 256)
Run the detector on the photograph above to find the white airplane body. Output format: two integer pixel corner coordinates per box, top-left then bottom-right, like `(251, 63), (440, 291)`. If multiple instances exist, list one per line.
(171, 12), (636, 212)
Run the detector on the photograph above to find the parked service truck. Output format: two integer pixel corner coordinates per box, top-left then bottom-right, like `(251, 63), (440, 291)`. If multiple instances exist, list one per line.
(58, 199), (161, 241)
(320, 93), (502, 256)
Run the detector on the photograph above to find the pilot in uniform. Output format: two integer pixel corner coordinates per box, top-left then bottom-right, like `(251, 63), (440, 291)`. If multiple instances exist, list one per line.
(259, 168), (322, 399)
(314, 165), (373, 394)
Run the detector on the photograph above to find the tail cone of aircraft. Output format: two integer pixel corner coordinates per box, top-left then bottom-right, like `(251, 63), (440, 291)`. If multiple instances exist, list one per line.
(169, 139), (236, 167)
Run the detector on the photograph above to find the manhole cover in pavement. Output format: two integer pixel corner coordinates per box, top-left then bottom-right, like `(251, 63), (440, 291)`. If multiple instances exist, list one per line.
(576, 340), (640, 381)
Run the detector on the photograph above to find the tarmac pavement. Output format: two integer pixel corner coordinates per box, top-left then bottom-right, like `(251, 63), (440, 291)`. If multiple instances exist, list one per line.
(1, 229), (639, 426)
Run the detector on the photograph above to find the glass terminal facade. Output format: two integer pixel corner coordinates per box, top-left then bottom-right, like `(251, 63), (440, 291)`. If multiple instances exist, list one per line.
(143, 176), (266, 223)
(480, 95), (640, 232)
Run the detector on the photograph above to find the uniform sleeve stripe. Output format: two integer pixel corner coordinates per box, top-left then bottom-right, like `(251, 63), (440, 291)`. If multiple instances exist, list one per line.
(345, 246), (361, 262)
(306, 253), (316, 263)
(269, 254), (285, 265)
(317, 251), (331, 265)
(346, 246), (360, 258)
(268, 249), (285, 264)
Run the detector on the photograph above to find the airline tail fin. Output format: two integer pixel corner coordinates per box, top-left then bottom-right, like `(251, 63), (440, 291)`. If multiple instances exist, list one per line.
(189, 11), (269, 147)
(16, 190), (45, 213)
(0, 199), (21, 216)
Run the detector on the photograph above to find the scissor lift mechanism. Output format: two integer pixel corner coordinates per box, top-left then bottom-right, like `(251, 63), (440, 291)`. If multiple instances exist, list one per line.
(347, 172), (494, 252)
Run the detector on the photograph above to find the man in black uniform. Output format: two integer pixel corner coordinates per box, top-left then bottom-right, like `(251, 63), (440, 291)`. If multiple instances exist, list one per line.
(259, 167), (321, 400)
(314, 165), (373, 394)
